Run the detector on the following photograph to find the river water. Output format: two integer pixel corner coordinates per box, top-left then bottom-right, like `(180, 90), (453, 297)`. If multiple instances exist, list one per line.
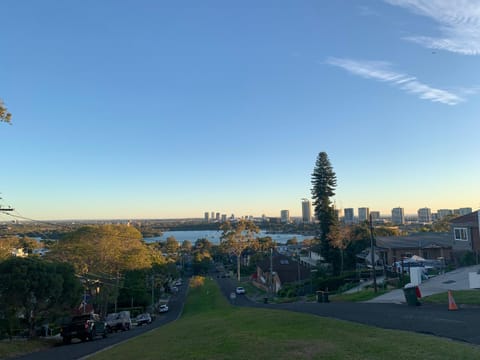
(144, 230), (313, 245)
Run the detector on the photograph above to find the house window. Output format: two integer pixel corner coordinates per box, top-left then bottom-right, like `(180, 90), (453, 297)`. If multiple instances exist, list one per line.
(454, 227), (468, 241)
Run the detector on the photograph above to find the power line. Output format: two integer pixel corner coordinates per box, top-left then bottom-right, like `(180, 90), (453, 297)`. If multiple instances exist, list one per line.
(0, 212), (148, 242)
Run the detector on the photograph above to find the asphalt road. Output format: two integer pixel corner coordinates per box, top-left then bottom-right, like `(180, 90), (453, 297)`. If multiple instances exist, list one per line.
(216, 277), (480, 345)
(15, 283), (188, 360)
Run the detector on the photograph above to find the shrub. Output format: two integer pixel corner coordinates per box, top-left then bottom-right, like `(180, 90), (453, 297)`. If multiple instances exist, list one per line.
(189, 276), (205, 288)
(460, 251), (476, 266)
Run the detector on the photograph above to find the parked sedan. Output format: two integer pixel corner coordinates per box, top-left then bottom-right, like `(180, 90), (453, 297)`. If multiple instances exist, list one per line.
(135, 313), (152, 326)
(159, 304), (169, 313)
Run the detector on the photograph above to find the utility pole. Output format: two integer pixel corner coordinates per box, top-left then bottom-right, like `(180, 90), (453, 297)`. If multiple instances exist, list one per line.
(269, 247), (273, 295)
(114, 271), (120, 313)
(369, 214), (377, 293)
(151, 274), (155, 307)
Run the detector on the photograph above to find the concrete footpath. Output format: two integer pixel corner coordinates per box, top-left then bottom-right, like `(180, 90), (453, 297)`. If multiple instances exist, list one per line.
(367, 264), (480, 304)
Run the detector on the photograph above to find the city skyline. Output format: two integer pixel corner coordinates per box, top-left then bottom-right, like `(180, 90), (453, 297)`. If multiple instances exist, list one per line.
(1, 1), (479, 221)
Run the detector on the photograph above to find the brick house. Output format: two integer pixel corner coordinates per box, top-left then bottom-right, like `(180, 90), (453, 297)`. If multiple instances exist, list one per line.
(254, 254), (310, 293)
(451, 210), (480, 260)
(375, 232), (453, 265)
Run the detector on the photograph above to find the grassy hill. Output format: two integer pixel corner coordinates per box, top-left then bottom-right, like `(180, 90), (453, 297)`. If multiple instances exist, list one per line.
(90, 277), (480, 360)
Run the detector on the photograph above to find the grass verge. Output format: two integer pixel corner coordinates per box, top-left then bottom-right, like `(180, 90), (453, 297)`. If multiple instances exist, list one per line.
(331, 288), (390, 302)
(90, 277), (480, 360)
(0, 337), (60, 359)
(422, 290), (480, 305)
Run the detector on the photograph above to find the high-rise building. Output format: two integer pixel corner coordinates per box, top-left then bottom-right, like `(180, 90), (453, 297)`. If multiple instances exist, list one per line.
(280, 210), (290, 223)
(216, 212), (220, 221)
(344, 208), (354, 224)
(204, 212), (209, 222)
(417, 207), (432, 223)
(437, 209), (453, 219)
(334, 209), (340, 220)
(370, 211), (380, 221)
(221, 214), (227, 222)
(358, 207), (370, 222)
(302, 199), (312, 223)
(457, 207), (473, 216)
(391, 207), (405, 225)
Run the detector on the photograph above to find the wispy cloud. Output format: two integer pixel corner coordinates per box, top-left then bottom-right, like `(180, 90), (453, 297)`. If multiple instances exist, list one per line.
(358, 5), (380, 17)
(326, 57), (464, 105)
(385, 0), (480, 55)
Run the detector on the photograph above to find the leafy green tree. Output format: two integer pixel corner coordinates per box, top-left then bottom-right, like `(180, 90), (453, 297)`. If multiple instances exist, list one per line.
(220, 220), (260, 280)
(286, 237), (298, 245)
(0, 236), (21, 260)
(181, 240), (193, 253)
(327, 223), (351, 274)
(192, 249), (212, 275)
(165, 236), (179, 257)
(117, 269), (150, 308)
(194, 238), (213, 252)
(191, 238), (214, 275)
(47, 225), (153, 275)
(0, 257), (82, 338)
(431, 214), (458, 232)
(344, 223), (370, 270)
(0, 99), (12, 124)
(311, 151), (339, 273)
(255, 236), (275, 253)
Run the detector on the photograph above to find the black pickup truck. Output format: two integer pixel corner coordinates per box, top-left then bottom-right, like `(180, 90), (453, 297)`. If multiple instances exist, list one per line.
(60, 313), (108, 344)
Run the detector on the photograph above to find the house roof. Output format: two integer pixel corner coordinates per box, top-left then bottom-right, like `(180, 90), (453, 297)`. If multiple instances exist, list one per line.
(376, 232), (452, 249)
(257, 254), (310, 283)
(450, 211), (479, 226)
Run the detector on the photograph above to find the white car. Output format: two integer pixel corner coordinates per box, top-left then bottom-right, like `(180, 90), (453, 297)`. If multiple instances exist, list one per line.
(235, 287), (246, 295)
(159, 304), (169, 313)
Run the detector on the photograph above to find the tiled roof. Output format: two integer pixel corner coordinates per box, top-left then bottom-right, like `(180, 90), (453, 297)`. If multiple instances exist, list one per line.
(450, 211), (479, 225)
(257, 254), (310, 283)
(376, 232), (452, 249)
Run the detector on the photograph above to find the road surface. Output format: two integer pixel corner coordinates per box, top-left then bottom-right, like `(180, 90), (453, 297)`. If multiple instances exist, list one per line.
(14, 283), (188, 360)
(216, 276), (480, 345)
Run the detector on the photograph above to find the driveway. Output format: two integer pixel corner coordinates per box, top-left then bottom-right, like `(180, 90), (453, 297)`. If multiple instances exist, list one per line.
(367, 264), (480, 303)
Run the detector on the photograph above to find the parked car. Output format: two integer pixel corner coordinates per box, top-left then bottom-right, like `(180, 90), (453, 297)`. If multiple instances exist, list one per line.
(159, 304), (169, 313)
(174, 280), (182, 286)
(106, 311), (132, 332)
(135, 313), (152, 326)
(60, 313), (107, 344)
(235, 286), (246, 295)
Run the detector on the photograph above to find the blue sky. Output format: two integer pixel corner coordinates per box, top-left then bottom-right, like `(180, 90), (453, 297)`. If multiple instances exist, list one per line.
(1, 0), (479, 220)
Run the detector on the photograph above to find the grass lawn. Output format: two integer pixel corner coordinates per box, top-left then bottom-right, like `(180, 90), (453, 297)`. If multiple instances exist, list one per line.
(331, 288), (390, 302)
(0, 338), (60, 359)
(422, 290), (480, 305)
(90, 276), (480, 360)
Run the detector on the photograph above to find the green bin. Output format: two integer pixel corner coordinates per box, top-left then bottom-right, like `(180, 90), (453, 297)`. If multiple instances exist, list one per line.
(403, 286), (420, 306)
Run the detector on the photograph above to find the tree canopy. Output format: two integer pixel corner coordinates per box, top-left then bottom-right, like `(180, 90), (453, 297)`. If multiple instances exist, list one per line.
(311, 152), (339, 273)
(46, 224), (159, 275)
(0, 99), (12, 124)
(165, 236), (180, 256)
(0, 257), (82, 337)
(220, 220), (260, 280)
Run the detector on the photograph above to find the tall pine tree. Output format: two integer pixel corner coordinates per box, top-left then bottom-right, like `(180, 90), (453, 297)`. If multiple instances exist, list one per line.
(311, 152), (339, 273)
